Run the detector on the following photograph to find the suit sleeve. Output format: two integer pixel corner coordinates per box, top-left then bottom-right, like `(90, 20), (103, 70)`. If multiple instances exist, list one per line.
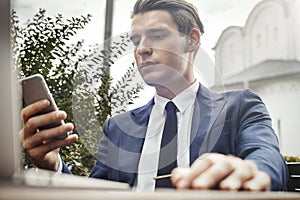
(61, 159), (72, 174)
(235, 89), (288, 191)
(89, 119), (110, 179)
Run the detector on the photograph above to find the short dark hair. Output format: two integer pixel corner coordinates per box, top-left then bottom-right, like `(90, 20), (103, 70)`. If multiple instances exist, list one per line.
(131, 0), (204, 35)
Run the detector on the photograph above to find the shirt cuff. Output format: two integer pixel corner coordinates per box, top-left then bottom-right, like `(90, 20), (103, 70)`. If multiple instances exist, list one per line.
(57, 154), (63, 173)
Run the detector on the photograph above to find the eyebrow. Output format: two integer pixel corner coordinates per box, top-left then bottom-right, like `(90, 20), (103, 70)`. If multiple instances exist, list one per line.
(147, 27), (169, 34)
(130, 27), (170, 41)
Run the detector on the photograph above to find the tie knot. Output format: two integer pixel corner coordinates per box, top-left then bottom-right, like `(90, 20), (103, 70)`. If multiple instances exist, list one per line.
(165, 101), (177, 112)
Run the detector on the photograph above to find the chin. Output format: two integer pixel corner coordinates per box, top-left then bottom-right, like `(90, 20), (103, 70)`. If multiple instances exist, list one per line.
(142, 75), (170, 88)
(142, 77), (159, 87)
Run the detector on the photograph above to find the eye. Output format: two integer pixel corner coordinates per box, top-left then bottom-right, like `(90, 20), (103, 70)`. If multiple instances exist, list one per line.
(151, 33), (164, 40)
(133, 40), (140, 47)
(130, 35), (140, 47)
(153, 34), (162, 40)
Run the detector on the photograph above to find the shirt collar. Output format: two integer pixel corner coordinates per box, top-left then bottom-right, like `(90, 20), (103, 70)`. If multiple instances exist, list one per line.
(154, 81), (199, 115)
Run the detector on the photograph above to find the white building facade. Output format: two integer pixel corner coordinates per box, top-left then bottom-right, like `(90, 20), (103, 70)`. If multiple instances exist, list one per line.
(212, 0), (300, 155)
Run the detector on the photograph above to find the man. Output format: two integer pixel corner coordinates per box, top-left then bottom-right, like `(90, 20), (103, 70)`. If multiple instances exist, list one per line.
(20, 0), (288, 191)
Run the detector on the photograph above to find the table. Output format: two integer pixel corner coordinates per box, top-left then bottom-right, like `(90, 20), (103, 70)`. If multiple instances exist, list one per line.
(1, 184), (300, 200)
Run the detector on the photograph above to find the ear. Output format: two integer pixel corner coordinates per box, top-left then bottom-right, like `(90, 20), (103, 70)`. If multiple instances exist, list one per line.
(187, 28), (201, 52)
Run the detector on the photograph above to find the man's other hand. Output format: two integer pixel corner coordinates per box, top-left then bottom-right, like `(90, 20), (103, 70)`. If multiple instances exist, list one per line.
(171, 153), (271, 191)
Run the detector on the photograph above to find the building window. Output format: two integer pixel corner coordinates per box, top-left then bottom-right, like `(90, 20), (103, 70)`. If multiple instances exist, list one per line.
(257, 34), (261, 48)
(265, 25), (269, 46)
(273, 27), (278, 41)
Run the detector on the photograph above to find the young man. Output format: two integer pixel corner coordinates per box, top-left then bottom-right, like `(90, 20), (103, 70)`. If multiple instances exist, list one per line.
(20, 0), (288, 191)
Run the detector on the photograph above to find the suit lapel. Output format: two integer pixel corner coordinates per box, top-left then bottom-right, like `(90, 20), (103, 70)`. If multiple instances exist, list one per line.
(115, 85), (226, 183)
(117, 99), (154, 186)
(190, 84), (226, 164)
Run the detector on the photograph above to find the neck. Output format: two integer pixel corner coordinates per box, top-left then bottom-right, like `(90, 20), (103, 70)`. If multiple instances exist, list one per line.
(155, 55), (196, 99)
(156, 78), (196, 100)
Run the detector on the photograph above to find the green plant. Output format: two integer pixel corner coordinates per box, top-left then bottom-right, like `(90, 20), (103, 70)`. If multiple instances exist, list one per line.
(284, 155), (300, 162)
(11, 9), (144, 175)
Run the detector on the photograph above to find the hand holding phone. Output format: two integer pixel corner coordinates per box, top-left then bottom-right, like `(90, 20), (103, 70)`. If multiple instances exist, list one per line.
(20, 74), (68, 139)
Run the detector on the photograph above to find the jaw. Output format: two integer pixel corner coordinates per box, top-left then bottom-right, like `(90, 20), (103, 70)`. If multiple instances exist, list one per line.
(139, 64), (195, 99)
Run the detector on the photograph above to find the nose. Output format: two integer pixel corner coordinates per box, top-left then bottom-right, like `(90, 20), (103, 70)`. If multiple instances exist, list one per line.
(136, 41), (153, 57)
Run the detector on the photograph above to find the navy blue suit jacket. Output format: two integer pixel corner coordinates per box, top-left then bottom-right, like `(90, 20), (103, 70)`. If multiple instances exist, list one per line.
(63, 84), (288, 190)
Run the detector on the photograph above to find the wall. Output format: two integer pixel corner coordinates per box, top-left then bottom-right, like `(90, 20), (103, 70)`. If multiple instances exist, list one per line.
(252, 77), (300, 155)
(213, 0), (300, 155)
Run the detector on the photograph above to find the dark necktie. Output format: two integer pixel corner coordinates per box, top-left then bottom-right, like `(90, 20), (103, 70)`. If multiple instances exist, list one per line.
(155, 101), (178, 188)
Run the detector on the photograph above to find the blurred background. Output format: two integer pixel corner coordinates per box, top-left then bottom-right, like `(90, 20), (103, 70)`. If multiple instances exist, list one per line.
(12, 0), (300, 157)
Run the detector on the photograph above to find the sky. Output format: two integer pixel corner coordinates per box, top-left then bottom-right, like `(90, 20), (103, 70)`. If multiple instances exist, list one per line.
(12, 0), (263, 107)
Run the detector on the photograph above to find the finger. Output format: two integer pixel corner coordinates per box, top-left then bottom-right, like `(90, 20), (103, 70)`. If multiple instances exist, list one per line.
(39, 134), (78, 155)
(172, 154), (215, 189)
(21, 99), (50, 123)
(219, 159), (257, 190)
(23, 122), (74, 150)
(27, 134), (78, 164)
(19, 128), (25, 141)
(243, 171), (271, 191)
(171, 167), (193, 189)
(23, 110), (67, 139)
(191, 158), (234, 189)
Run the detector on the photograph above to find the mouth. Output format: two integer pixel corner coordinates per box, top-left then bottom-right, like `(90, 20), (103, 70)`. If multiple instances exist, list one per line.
(139, 61), (158, 69)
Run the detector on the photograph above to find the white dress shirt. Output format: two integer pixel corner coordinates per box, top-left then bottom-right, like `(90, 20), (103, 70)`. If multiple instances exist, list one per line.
(134, 81), (199, 191)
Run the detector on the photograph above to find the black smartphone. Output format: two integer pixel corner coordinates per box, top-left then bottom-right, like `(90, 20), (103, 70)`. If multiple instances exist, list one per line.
(20, 74), (68, 139)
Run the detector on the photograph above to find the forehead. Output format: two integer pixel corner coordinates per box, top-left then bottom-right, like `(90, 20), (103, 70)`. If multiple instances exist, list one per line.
(131, 10), (179, 33)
